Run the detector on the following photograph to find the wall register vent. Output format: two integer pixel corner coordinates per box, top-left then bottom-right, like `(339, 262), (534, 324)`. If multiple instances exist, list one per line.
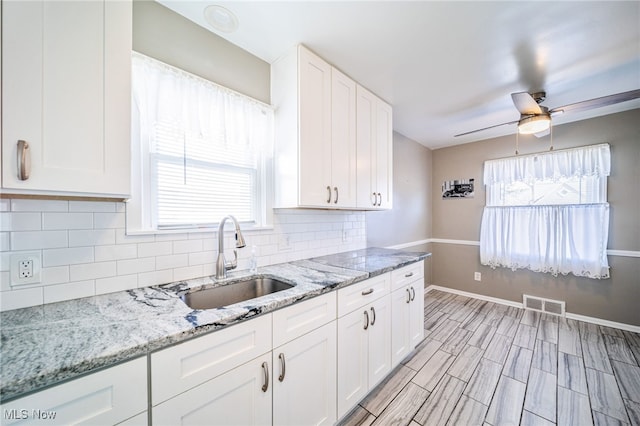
(522, 294), (566, 317)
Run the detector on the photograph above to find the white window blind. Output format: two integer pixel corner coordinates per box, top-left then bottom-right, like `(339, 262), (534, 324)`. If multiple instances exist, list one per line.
(480, 143), (610, 279)
(131, 52), (273, 229)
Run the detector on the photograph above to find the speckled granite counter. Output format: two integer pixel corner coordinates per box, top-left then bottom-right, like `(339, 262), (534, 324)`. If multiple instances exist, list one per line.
(0, 247), (429, 402)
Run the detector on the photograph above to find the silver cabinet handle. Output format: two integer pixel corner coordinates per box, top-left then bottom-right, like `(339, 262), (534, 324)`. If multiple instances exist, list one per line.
(406, 288), (411, 304)
(377, 192), (382, 206)
(326, 186), (332, 203)
(361, 288), (374, 296)
(334, 186), (339, 204)
(363, 310), (370, 330)
(370, 307), (376, 326)
(261, 361), (269, 392)
(17, 140), (30, 181)
(278, 353), (286, 382)
(372, 192), (377, 206)
(410, 286), (416, 301)
(405, 272), (414, 278)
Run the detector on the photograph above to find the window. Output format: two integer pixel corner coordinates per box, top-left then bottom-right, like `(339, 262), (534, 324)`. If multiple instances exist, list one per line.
(129, 52), (273, 231)
(480, 143), (610, 279)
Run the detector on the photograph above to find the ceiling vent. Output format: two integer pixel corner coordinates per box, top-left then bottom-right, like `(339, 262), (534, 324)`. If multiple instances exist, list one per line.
(522, 294), (566, 317)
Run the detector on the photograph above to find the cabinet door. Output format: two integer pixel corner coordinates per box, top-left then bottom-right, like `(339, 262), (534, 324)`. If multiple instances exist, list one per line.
(409, 281), (425, 348)
(337, 308), (369, 419)
(390, 285), (412, 367)
(1, 0), (131, 197)
(273, 321), (337, 426)
(0, 357), (146, 426)
(298, 46), (332, 207)
(367, 295), (392, 387)
(153, 353), (272, 426)
(375, 100), (393, 209)
(356, 85), (377, 208)
(330, 68), (357, 208)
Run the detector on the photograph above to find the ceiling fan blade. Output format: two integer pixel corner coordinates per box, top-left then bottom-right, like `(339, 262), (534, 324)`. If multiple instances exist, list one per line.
(454, 119), (520, 137)
(549, 89), (640, 115)
(534, 128), (550, 138)
(511, 92), (542, 115)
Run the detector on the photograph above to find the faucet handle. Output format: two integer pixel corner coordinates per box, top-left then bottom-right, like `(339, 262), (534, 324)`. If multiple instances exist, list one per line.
(226, 249), (239, 271)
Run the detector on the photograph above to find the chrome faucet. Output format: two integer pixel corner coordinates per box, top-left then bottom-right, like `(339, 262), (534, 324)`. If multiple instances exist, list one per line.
(216, 215), (247, 279)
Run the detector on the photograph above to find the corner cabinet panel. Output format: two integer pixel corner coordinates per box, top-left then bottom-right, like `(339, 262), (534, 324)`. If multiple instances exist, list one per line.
(0, 357), (147, 426)
(1, 0), (131, 197)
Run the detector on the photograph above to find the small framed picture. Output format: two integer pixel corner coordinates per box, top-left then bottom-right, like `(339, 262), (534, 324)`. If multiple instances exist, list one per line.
(442, 178), (474, 199)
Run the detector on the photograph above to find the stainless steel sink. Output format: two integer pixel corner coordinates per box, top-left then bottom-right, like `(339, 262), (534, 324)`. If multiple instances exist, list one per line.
(181, 277), (294, 310)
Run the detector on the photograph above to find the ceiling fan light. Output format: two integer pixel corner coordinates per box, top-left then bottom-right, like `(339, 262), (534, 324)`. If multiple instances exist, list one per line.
(518, 115), (551, 134)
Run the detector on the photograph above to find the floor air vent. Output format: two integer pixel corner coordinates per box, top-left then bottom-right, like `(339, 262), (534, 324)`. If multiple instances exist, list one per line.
(523, 294), (566, 317)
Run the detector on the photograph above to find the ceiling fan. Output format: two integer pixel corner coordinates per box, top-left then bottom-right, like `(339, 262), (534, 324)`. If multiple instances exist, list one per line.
(455, 89), (640, 138)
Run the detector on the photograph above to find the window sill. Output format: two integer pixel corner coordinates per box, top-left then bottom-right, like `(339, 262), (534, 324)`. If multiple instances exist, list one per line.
(126, 224), (274, 236)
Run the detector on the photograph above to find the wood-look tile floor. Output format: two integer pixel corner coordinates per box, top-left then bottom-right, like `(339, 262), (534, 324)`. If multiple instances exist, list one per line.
(339, 290), (640, 426)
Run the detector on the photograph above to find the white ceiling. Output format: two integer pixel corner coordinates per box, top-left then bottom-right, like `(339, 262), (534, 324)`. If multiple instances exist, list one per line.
(158, 1), (640, 149)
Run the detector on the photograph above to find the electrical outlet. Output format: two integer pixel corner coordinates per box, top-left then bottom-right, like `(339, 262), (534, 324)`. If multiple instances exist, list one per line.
(474, 272), (482, 281)
(11, 252), (42, 286)
(278, 234), (292, 251)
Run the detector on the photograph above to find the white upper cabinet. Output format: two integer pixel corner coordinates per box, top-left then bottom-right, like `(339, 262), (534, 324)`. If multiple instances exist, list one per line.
(356, 85), (393, 209)
(1, 0), (132, 198)
(273, 44), (386, 210)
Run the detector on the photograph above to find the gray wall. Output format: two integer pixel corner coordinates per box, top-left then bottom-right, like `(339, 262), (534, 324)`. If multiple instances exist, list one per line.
(431, 109), (640, 325)
(132, 0), (270, 104)
(366, 131), (433, 283)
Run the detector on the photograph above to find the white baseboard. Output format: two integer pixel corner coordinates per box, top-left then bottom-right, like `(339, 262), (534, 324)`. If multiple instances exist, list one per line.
(426, 284), (640, 333)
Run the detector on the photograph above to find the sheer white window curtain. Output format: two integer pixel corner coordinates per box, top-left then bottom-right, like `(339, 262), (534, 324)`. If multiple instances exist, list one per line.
(480, 143), (610, 279)
(131, 52), (273, 229)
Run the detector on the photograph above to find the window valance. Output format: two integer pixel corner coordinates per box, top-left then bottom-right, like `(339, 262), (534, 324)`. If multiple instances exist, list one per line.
(483, 143), (610, 185)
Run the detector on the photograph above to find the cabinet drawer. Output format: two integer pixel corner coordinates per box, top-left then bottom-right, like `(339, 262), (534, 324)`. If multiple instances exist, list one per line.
(151, 314), (272, 405)
(391, 261), (424, 291)
(0, 357), (147, 426)
(273, 292), (336, 347)
(337, 274), (389, 317)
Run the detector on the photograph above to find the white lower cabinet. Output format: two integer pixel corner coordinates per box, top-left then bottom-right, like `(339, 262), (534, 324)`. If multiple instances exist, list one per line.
(272, 321), (337, 426)
(152, 353), (272, 426)
(0, 357), (147, 426)
(390, 262), (425, 367)
(336, 276), (392, 419)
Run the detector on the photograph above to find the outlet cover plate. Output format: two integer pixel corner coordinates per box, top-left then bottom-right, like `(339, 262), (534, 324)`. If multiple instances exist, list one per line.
(11, 251), (42, 286)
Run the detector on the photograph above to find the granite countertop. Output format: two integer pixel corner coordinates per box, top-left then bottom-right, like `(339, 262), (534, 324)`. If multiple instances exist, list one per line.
(0, 247), (430, 402)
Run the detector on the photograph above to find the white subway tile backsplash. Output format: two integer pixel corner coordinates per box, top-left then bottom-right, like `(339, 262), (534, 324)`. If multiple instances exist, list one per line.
(94, 212), (125, 229)
(42, 266), (70, 285)
(95, 274), (137, 295)
(138, 269), (173, 288)
(173, 265), (204, 282)
(137, 241), (172, 258)
(69, 229), (116, 247)
(0, 199), (10, 212)
(155, 254), (189, 270)
(0, 232), (9, 252)
(7, 213), (42, 231)
(0, 287), (43, 310)
(11, 199), (68, 212)
(0, 271), (11, 291)
(94, 244), (137, 262)
(3, 198), (367, 310)
(117, 257), (155, 275)
(12, 231), (68, 251)
(173, 239), (203, 254)
(69, 201), (117, 213)
(44, 280), (95, 304)
(70, 261), (116, 282)
(43, 247), (93, 267)
(43, 213), (93, 230)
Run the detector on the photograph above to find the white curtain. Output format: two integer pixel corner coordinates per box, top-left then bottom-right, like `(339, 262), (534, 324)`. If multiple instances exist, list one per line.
(480, 204), (610, 278)
(131, 52), (273, 228)
(480, 144), (610, 279)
